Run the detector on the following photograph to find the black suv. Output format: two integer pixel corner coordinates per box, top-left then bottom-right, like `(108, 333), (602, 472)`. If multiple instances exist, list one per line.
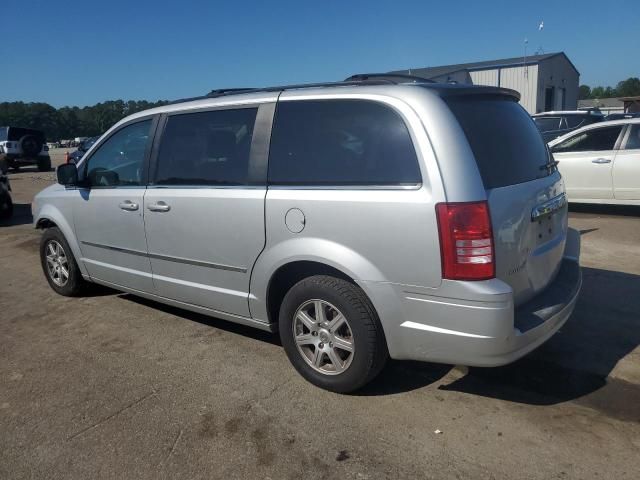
(0, 127), (51, 173)
(532, 111), (605, 143)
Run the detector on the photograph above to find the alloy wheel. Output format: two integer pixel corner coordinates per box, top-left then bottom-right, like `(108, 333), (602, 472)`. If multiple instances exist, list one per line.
(45, 240), (69, 287)
(292, 299), (355, 375)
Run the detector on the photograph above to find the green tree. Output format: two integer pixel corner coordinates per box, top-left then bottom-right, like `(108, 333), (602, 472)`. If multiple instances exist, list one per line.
(616, 77), (640, 97)
(579, 85), (591, 100)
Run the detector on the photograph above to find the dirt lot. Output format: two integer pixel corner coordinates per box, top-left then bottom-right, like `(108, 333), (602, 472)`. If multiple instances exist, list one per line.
(1, 150), (639, 479)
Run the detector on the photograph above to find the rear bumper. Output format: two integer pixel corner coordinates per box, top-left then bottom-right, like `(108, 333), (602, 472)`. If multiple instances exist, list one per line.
(376, 228), (582, 367)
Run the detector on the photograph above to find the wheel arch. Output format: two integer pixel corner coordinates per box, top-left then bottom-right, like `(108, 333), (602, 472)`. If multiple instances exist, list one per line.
(35, 206), (88, 277)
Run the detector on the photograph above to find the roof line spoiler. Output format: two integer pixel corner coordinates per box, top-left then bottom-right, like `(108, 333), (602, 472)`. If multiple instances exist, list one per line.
(434, 86), (521, 101)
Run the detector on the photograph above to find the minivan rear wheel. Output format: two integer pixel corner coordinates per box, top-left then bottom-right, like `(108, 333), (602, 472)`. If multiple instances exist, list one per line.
(279, 275), (387, 393)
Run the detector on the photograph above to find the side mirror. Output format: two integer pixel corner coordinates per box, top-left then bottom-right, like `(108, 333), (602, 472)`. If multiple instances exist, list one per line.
(57, 163), (78, 186)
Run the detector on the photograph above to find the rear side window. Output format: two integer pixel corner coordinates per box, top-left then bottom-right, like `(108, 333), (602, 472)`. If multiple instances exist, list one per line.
(552, 126), (623, 153)
(625, 125), (640, 150)
(447, 97), (551, 189)
(155, 108), (258, 186)
(268, 100), (421, 186)
(564, 116), (585, 128)
(533, 117), (561, 132)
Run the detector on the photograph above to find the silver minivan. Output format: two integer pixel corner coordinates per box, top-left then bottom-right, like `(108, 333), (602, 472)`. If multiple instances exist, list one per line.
(33, 79), (582, 392)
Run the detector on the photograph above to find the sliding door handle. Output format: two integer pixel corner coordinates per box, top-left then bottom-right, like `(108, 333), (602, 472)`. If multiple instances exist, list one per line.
(147, 201), (171, 212)
(119, 200), (139, 211)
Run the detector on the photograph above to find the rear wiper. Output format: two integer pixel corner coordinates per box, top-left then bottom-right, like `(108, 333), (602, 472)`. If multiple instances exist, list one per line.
(540, 159), (559, 172)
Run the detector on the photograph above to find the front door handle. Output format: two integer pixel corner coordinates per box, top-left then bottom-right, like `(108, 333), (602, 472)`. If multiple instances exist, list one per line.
(592, 158), (612, 164)
(147, 201), (171, 212)
(119, 200), (139, 211)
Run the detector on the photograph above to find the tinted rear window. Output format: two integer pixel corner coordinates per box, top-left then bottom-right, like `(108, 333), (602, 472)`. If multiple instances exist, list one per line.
(268, 100), (421, 186)
(447, 97), (550, 189)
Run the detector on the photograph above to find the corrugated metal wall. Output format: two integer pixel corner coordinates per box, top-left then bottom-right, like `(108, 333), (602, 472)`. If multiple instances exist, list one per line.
(498, 65), (538, 113)
(469, 65), (538, 114)
(469, 70), (498, 86)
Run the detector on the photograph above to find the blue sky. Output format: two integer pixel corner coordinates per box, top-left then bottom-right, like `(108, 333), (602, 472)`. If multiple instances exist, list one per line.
(2, 0), (638, 107)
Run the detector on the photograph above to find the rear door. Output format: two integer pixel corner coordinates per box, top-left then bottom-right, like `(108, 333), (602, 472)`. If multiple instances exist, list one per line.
(447, 97), (567, 306)
(550, 125), (625, 200)
(613, 124), (640, 200)
(73, 117), (156, 292)
(143, 103), (274, 317)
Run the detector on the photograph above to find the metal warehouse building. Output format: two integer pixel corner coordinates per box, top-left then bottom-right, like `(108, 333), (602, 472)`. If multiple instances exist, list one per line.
(391, 52), (579, 114)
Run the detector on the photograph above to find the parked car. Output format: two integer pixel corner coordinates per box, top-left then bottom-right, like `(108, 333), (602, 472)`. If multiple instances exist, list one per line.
(68, 136), (99, 164)
(0, 173), (12, 220)
(604, 112), (640, 121)
(0, 127), (52, 173)
(549, 118), (640, 204)
(33, 79), (581, 392)
(532, 110), (605, 142)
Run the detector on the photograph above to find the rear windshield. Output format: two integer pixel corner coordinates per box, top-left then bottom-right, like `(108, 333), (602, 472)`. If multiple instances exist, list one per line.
(446, 97), (551, 189)
(533, 117), (561, 132)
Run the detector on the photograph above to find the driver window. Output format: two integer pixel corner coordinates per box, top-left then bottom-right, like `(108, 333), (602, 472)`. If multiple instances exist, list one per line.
(84, 119), (152, 187)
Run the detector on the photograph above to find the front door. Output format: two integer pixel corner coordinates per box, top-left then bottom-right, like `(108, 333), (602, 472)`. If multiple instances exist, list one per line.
(143, 105), (271, 317)
(74, 118), (155, 292)
(552, 124), (624, 200)
(614, 124), (640, 200)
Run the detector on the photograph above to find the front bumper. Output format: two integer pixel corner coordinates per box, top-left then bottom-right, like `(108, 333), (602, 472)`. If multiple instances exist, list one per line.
(377, 228), (582, 367)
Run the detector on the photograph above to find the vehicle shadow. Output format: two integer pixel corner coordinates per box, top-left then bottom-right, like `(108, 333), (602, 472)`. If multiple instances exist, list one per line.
(0, 203), (33, 227)
(121, 294), (281, 346)
(109, 266), (639, 403)
(570, 203), (640, 217)
(6, 166), (54, 174)
(438, 267), (640, 416)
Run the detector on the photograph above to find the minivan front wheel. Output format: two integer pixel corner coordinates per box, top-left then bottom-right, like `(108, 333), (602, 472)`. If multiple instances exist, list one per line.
(40, 227), (86, 296)
(279, 275), (387, 393)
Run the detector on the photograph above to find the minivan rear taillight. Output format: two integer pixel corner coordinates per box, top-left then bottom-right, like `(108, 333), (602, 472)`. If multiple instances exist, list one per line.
(436, 201), (495, 280)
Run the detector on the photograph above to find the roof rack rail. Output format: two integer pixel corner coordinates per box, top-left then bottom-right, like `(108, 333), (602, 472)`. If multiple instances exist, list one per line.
(344, 73), (435, 83)
(168, 78), (402, 106)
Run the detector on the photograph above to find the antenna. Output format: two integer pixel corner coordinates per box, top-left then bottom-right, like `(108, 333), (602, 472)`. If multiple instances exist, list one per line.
(523, 38), (529, 78)
(536, 20), (545, 55)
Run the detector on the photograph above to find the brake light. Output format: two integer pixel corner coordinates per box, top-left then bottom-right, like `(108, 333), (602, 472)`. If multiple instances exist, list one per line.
(436, 201), (495, 280)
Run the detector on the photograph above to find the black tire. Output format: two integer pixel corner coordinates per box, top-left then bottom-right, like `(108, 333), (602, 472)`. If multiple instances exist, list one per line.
(10, 163), (19, 172)
(279, 275), (388, 393)
(40, 227), (87, 296)
(37, 156), (51, 172)
(0, 156), (7, 175)
(0, 192), (12, 220)
(19, 135), (43, 157)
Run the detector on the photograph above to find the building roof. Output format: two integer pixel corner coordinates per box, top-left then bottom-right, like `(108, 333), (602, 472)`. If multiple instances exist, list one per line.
(390, 52), (579, 79)
(578, 98), (624, 109)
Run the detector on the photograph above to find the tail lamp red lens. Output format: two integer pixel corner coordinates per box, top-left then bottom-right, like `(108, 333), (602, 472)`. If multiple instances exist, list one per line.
(436, 201), (495, 281)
